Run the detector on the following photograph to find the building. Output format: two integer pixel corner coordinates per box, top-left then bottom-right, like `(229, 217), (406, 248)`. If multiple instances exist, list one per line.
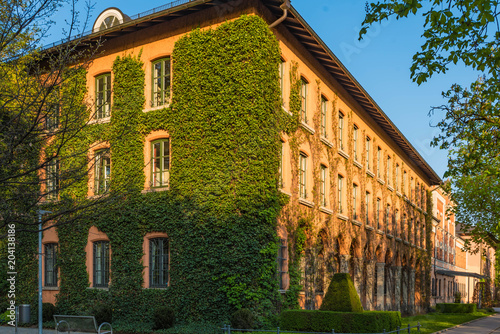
(22, 0), (447, 327)
(431, 186), (497, 306)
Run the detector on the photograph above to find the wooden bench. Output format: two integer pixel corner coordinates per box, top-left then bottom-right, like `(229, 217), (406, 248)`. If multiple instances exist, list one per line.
(54, 315), (112, 334)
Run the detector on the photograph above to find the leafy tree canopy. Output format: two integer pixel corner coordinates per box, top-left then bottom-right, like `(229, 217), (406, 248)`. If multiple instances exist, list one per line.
(361, 0), (500, 249)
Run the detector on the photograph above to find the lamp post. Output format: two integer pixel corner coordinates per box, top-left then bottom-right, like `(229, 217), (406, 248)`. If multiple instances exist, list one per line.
(37, 210), (51, 334)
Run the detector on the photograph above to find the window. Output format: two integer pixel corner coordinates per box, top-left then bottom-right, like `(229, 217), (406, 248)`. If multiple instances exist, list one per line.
(44, 243), (57, 287)
(152, 57), (171, 107)
(403, 170), (407, 195)
(93, 241), (110, 288)
(366, 137), (371, 170)
(94, 149), (110, 195)
(353, 126), (358, 161)
(149, 238), (169, 288)
(279, 60), (285, 106)
(300, 78), (308, 123)
(386, 204), (391, 234)
(321, 97), (327, 138)
(338, 175), (344, 214)
(278, 238), (287, 290)
(95, 73), (111, 119)
(320, 165), (327, 207)
(417, 182), (420, 206)
(46, 159), (59, 200)
(279, 141), (284, 188)
(299, 153), (307, 199)
(151, 139), (170, 188)
(365, 191), (370, 225)
(410, 177), (414, 201)
(377, 147), (382, 178)
(46, 103), (59, 130)
(338, 112), (344, 150)
(376, 198), (381, 230)
(394, 209), (399, 236)
(402, 214), (406, 240)
(353, 184), (358, 220)
(387, 156), (391, 185)
(395, 164), (400, 191)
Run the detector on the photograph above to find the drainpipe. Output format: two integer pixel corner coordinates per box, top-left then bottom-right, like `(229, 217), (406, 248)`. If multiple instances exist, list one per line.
(269, 0), (291, 28)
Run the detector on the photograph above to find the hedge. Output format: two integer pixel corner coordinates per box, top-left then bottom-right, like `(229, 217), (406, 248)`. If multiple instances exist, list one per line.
(281, 309), (402, 333)
(320, 273), (363, 312)
(436, 303), (477, 313)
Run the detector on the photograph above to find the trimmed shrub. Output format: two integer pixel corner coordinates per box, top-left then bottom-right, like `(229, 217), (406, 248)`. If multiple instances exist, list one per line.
(42, 303), (57, 322)
(454, 291), (462, 303)
(153, 306), (175, 330)
(230, 308), (255, 329)
(92, 304), (113, 324)
(436, 303), (476, 313)
(281, 309), (401, 333)
(320, 273), (363, 312)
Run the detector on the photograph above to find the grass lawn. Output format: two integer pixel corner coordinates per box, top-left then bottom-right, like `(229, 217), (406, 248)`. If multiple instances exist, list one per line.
(400, 310), (495, 334)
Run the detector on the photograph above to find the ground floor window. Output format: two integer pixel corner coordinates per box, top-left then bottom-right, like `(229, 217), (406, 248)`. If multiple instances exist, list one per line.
(150, 238), (169, 288)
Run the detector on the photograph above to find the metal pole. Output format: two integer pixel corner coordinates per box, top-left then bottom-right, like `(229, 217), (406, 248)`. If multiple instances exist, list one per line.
(15, 306), (18, 334)
(38, 210), (51, 334)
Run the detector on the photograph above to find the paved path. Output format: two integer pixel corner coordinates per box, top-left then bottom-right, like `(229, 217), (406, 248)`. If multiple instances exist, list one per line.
(433, 308), (500, 334)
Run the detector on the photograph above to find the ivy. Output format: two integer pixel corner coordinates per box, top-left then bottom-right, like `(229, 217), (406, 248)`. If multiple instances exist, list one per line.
(27, 15), (287, 330)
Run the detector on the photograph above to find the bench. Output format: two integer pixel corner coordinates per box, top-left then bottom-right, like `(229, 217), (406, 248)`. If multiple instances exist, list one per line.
(54, 315), (112, 334)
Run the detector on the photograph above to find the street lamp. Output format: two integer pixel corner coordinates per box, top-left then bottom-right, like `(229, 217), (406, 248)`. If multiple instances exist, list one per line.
(37, 210), (51, 334)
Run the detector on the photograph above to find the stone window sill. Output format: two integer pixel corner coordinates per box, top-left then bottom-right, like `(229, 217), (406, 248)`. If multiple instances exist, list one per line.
(299, 198), (314, 208)
(320, 207), (333, 215)
(366, 170), (375, 178)
(338, 150), (349, 160)
(354, 161), (362, 169)
(337, 213), (349, 221)
(88, 117), (111, 125)
(143, 104), (170, 113)
(320, 137), (334, 148)
(300, 122), (315, 135)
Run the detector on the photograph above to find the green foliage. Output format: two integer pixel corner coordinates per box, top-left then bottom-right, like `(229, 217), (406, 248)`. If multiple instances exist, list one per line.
(154, 306), (176, 330)
(436, 303), (476, 313)
(230, 308), (256, 329)
(280, 309), (401, 333)
(42, 303), (57, 322)
(454, 291), (462, 304)
(91, 303), (113, 324)
(361, 0), (500, 247)
(46, 14), (285, 329)
(320, 273), (363, 312)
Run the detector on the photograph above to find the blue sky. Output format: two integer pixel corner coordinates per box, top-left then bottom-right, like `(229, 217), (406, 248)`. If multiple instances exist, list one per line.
(47, 0), (481, 178)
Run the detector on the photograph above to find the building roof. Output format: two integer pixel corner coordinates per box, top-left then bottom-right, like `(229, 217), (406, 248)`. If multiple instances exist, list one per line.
(435, 269), (488, 279)
(44, 0), (442, 185)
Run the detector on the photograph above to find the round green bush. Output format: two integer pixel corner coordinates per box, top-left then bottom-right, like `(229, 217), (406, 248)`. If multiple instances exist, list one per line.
(42, 303), (57, 322)
(92, 304), (112, 324)
(153, 306), (175, 330)
(230, 308), (255, 329)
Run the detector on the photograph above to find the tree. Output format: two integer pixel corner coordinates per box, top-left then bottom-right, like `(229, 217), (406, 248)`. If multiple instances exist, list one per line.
(361, 0), (500, 249)
(0, 0), (123, 237)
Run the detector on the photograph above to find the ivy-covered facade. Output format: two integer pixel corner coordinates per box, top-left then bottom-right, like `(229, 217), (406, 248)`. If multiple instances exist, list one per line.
(13, 0), (442, 329)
